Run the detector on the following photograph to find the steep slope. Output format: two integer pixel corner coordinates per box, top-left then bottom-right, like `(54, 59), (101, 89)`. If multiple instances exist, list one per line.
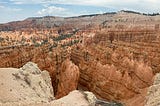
(0, 14), (109, 31)
(101, 11), (160, 30)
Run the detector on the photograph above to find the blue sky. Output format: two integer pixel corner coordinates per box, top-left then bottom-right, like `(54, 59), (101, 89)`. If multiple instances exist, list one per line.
(0, 0), (160, 23)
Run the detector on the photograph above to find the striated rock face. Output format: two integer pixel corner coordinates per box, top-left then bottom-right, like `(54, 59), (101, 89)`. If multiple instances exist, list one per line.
(55, 59), (80, 98)
(0, 62), (54, 105)
(71, 46), (154, 105)
(145, 73), (160, 106)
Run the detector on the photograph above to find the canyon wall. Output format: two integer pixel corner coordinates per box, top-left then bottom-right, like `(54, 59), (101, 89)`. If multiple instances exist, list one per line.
(70, 46), (153, 105)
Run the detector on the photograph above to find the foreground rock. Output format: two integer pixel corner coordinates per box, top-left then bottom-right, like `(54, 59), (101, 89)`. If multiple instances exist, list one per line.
(145, 73), (160, 106)
(0, 90), (93, 106)
(0, 62), (54, 105)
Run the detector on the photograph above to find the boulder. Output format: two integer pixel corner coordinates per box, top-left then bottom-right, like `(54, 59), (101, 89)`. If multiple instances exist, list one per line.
(0, 62), (54, 105)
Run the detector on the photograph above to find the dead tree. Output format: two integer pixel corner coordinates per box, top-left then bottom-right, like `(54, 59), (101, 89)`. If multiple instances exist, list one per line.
(109, 32), (115, 43)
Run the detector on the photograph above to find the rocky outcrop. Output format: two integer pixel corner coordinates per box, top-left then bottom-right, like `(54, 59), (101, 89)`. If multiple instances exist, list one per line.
(0, 62), (54, 105)
(145, 73), (160, 106)
(55, 59), (80, 98)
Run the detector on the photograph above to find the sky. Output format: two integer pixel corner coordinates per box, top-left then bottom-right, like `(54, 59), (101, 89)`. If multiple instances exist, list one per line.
(0, 0), (160, 23)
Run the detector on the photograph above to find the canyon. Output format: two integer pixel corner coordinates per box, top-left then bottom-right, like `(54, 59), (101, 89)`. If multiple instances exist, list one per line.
(0, 10), (160, 106)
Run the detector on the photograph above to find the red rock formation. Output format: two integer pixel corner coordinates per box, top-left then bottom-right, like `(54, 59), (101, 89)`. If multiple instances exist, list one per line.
(55, 59), (80, 98)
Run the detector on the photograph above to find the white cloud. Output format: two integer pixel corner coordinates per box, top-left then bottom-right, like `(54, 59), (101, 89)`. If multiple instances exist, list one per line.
(37, 5), (90, 17)
(9, 0), (43, 4)
(0, 5), (22, 12)
(9, 0), (160, 13)
(0, 5), (5, 8)
(11, 8), (22, 12)
(9, 0), (112, 6)
(37, 6), (66, 15)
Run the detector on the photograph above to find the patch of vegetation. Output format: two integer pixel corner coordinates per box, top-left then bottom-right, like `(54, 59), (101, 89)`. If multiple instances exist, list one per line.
(0, 37), (4, 42)
(53, 34), (74, 41)
(121, 10), (141, 15)
(121, 10), (160, 16)
(34, 43), (41, 47)
(61, 39), (79, 47)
